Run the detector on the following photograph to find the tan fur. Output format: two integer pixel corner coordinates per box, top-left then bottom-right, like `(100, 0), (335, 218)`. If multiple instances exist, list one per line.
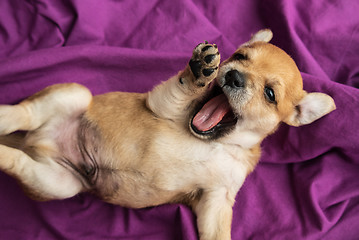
(0, 30), (335, 240)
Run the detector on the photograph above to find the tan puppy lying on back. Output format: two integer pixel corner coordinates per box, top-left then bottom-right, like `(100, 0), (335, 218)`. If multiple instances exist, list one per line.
(0, 30), (335, 240)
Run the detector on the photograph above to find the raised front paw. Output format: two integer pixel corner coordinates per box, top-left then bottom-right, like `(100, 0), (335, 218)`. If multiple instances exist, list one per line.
(189, 42), (220, 87)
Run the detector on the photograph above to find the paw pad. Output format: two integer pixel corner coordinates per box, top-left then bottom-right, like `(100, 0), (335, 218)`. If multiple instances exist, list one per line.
(189, 42), (220, 84)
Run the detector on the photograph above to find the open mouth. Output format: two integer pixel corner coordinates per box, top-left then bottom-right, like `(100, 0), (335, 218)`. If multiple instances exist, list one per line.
(190, 81), (238, 138)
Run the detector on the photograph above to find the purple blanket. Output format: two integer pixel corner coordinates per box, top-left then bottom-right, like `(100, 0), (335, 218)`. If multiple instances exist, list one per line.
(1, 0), (359, 239)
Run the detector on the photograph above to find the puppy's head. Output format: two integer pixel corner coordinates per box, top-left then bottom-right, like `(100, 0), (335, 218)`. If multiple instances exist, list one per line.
(190, 29), (336, 147)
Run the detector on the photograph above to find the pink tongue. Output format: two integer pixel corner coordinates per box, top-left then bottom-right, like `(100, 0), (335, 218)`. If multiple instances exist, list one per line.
(192, 94), (231, 132)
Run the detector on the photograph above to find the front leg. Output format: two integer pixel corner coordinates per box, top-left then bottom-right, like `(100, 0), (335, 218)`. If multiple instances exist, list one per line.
(194, 188), (234, 240)
(147, 42), (220, 121)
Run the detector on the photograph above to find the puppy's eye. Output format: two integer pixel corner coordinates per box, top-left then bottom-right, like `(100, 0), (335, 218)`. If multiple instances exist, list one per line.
(233, 53), (247, 61)
(264, 87), (276, 103)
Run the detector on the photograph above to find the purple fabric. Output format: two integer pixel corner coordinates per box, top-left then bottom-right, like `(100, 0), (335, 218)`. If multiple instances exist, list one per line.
(1, 0), (359, 239)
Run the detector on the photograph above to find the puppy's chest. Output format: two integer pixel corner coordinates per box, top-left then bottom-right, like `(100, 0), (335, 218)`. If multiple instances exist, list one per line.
(205, 145), (253, 186)
(161, 138), (252, 189)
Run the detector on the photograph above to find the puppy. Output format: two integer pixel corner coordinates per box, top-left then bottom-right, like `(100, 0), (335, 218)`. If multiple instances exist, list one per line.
(0, 29), (335, 240)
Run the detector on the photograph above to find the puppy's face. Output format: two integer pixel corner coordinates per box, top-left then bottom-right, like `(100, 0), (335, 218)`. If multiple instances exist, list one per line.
(216, 41), (305, 141)
(190, 30), (335, 147)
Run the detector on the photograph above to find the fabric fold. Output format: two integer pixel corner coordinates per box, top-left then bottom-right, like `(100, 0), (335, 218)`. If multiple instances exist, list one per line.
(0, 0), (358, 239)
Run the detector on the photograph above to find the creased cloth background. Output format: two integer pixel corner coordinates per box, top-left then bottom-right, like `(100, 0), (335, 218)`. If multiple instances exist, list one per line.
(0, 0), (359, 239)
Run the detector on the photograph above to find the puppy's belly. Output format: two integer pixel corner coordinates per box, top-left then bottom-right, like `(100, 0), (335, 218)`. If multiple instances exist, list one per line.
(49, 116), (180, 208)
(47, 115), (100, 189)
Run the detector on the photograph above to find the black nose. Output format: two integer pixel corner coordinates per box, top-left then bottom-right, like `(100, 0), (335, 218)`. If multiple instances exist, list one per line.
(225, 70), (246, 88)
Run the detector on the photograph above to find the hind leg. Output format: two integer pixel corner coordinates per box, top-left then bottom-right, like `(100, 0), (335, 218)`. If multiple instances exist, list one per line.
(0, 144), (83, 200)
(0, 83), (92, 135)
(0, 83), (92, 200)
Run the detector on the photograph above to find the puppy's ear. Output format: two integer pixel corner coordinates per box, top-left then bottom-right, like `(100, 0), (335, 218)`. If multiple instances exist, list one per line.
(242, 29), (273, 46)
(285, 92), (336, 127)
